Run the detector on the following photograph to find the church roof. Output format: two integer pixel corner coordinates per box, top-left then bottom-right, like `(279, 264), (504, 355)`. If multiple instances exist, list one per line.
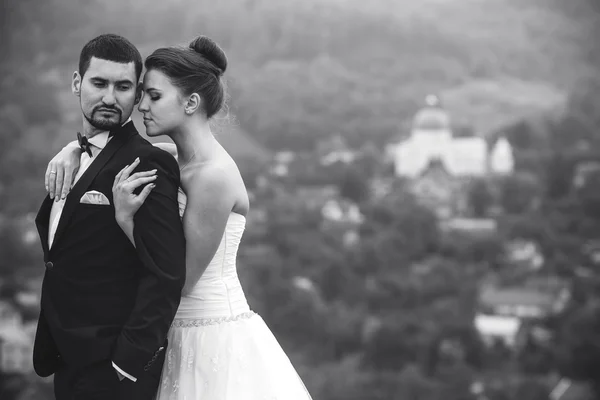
(412, 107), (451, 131)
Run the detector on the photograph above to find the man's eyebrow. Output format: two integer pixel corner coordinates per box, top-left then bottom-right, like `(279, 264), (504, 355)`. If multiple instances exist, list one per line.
(89, 77), (134, 86)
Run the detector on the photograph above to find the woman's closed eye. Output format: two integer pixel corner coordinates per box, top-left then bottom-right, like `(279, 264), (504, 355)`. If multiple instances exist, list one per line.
(144, 91), (161, 101)
(144, 88), (162, 102)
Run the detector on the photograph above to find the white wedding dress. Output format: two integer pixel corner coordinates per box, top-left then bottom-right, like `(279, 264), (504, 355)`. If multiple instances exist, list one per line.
(155, 190), (312, 400)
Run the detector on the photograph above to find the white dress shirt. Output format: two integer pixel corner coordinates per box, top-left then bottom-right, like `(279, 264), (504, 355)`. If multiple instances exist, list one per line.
(48, 131), (110, 248)
(47, 121), (137, 382)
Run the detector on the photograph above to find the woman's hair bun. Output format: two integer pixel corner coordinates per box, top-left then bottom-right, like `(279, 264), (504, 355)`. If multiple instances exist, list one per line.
(189, 35), (227, 75)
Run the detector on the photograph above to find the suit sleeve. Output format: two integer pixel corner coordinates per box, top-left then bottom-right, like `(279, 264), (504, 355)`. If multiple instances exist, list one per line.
(33, 310), (61, 377)
(111, 149), (186, 378)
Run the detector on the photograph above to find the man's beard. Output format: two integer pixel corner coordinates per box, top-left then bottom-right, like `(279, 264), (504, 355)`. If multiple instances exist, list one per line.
(84, 106), (123, 130)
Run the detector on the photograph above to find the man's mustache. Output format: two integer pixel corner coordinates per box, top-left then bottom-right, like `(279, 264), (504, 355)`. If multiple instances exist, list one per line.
(94, 106), (121, 115)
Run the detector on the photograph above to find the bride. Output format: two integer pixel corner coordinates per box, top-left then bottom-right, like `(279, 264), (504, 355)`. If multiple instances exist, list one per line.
(48, 35), (312, 400)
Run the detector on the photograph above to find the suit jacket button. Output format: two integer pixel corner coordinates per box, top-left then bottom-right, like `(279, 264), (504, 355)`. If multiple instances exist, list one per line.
(45, 261), (54, 270)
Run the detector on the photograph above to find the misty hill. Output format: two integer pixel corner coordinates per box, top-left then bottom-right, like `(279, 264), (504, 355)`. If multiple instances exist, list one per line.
(4, 0), (599, 156)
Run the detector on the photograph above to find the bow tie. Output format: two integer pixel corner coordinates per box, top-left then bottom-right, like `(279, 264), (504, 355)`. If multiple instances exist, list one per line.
(77, 132), (93, 157)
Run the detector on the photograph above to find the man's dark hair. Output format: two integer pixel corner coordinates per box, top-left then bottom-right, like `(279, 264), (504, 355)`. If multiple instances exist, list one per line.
(79, 34), (143, 80)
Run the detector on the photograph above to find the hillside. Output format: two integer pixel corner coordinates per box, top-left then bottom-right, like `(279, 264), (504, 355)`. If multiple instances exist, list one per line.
(4, 0), (598, 155)
(441, 79), (567, 136)
(136, 0), (594, 150)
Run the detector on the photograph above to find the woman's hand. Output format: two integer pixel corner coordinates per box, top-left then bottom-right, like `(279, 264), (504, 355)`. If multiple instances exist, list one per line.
(45, 142), (82, 201)
(112, 158), (157, 225)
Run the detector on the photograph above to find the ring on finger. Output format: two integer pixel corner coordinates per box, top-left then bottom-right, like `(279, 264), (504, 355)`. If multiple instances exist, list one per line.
(50, 171), (57, 175)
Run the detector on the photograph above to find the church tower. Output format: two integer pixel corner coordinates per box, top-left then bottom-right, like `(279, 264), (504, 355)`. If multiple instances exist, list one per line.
(393, 95), (453, 178)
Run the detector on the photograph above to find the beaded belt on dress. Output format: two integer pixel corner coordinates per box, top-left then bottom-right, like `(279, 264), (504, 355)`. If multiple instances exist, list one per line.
(171, 311), (256, 327)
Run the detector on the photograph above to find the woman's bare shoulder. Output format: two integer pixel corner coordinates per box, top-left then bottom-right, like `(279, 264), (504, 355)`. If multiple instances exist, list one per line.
(183, 158), (248, 214)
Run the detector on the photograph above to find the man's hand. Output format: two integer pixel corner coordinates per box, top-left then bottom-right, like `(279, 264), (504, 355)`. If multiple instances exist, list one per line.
(45, 141), (82, 201)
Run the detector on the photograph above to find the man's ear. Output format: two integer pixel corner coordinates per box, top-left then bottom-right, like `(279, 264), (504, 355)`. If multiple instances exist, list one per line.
(184, 93), (201, 115)
(72, 71), (82, 97)
(135, 82), (142, 105)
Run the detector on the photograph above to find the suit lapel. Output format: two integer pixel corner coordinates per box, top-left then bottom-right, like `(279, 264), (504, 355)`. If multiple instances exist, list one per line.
(35, 195), (53, 259)
(51, 122), (137, 250)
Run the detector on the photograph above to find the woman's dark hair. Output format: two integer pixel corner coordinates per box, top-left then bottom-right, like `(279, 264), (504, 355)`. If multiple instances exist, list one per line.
(145, 35), (228, 119)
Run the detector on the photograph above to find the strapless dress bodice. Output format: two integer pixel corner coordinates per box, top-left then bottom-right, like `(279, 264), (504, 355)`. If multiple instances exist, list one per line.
(175, 189), (250, 320)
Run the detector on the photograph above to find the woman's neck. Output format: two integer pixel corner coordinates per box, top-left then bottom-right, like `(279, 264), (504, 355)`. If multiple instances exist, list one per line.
(170, 119), (216, 169)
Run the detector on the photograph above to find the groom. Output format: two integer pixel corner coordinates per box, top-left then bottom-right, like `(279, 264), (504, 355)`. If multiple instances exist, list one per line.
(33, 34), (186, 399)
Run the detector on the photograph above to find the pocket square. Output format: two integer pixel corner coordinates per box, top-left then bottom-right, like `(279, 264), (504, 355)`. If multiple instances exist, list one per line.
(80, 190), (111, 205)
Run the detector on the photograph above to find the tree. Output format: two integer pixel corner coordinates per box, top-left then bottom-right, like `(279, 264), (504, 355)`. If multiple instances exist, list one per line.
(555, 301), (600, 396)
(236, 156), (268, 190)
(544, 151), (577, 201)
(575, 168), (600, 222)
(0, 219), (42, 278)
(499, 174), (542, 214)
(338, 167), (370, 203)
(356, 192), (440, 274)
(467, 179), (493, 217)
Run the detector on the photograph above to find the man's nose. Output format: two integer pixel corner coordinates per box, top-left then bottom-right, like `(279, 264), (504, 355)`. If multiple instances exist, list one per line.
(102, 89), (116, 106)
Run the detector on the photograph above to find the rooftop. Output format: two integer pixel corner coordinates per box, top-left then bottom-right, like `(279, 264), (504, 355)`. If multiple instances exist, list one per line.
(480, 287), (557, 309)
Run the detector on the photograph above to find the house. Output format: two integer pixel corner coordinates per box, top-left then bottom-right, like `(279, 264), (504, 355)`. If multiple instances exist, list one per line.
(320, 198), (364, 248)
(474, 313), (525, 348)
(439, 217), (498, 235)
(478, 285), (569, 319)
(572, 160), (600, 190)
(0, 325), (33, 374)
(0, 300), (35, 375)
(317, 134), (357, 166)
(505, 239), (544, 270)
(474, 281), (570, 348)
(550, 378), (594, 400)
(270, 151), (296, 177)
(582, 239), (600, 265)
(321, 198), (363, 225)
(0, 300), (21, 330)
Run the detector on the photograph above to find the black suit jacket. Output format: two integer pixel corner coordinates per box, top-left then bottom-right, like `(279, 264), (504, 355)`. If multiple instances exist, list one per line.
(33, 121), (186, 379)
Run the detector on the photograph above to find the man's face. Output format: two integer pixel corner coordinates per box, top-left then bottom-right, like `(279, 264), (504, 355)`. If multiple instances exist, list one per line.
(73, 57), (139, 131)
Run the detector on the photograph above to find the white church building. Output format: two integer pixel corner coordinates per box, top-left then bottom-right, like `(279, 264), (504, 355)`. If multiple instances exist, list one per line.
(390, 95), (514, 179)
(387, 95), (515, 218)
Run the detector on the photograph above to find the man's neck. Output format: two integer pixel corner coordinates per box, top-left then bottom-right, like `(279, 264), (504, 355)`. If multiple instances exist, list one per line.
(81, 118), (107, 139)
(81, 116), (130, 139)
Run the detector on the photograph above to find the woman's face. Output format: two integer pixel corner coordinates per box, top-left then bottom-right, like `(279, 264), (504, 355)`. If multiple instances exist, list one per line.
(138, 69), (186, 137)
